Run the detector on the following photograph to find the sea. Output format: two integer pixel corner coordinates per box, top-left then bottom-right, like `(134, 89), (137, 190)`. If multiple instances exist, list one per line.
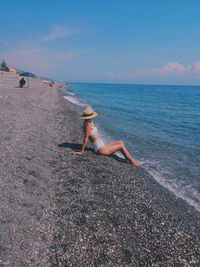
(62, 82), (200, 212)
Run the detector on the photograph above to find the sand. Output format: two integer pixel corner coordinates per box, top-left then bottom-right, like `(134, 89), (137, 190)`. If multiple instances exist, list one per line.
(0, 71), (199, 266)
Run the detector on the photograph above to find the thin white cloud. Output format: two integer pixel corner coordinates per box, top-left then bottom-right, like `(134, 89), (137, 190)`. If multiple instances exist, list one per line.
(43, 25), (79, 41)
(0, 47), (86, 73)
(107, 61), (200, 79)
(136, 62), (188, 76)
(190, 61), (200, 74)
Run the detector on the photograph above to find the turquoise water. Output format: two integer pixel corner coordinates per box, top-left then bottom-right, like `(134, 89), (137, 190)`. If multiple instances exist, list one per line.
(63, 83), (200, 211)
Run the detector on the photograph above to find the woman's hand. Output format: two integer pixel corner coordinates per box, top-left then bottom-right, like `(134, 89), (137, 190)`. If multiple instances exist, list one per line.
(73, 151), (83, 155)
(73, 121), (91, 156)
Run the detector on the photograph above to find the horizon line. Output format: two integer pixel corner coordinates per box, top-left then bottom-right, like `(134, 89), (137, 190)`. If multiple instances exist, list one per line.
(64, 80), (200, 88)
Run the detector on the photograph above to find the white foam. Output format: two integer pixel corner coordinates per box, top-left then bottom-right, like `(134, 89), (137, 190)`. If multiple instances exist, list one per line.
(147, 168), (200, 212)
(63, 95), (85, 107)
(66, 92), (75, 96)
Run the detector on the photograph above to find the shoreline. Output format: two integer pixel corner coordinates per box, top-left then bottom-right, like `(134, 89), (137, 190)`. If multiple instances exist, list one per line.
(55, 86), (200, 266)
(60, 87), (200, 219)
(61, 83), (200, 213)
(0, 72), (199, 266)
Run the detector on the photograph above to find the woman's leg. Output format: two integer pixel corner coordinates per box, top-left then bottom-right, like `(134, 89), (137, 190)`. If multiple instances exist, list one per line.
(98, 141), (141, 166)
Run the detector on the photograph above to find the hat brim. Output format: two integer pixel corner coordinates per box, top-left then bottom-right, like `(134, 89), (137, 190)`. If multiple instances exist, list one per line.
(80, 112), (98, 119)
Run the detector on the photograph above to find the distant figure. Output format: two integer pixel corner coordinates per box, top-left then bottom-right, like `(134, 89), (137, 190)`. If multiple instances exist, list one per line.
(19, 77), (26, 88)
(48, 81), (54, 87)
(73, 108), (141, 166)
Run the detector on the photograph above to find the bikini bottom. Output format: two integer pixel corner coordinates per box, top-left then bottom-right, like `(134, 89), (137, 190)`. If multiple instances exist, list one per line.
(93, 139), (105, 153)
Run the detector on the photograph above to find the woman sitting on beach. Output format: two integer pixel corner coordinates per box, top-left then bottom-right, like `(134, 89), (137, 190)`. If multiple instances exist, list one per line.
(73, 108), (141, 166)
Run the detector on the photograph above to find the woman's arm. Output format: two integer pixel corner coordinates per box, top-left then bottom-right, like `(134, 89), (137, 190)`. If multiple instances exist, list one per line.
(74, 122), (91, 155)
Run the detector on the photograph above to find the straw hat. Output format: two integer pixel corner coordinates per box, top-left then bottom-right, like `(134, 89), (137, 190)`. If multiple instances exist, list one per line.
(80, 108), (98, 119)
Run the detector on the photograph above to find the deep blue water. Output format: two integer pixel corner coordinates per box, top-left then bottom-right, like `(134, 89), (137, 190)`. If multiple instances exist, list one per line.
(63, 82), (200, 211)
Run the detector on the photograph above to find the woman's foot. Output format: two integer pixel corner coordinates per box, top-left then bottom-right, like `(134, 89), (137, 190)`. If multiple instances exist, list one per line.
(130, 160), (141, 166)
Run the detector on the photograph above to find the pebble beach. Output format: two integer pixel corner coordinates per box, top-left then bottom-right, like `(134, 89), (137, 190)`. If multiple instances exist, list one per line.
(0, 71), (200, 266)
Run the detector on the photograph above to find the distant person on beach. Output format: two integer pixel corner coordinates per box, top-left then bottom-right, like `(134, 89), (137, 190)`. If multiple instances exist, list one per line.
(19, 77), (26, 88)
(73, 108), (141, 166)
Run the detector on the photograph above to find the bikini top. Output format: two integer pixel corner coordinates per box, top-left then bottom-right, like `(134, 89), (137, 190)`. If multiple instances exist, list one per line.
(89, 123), (98, 137)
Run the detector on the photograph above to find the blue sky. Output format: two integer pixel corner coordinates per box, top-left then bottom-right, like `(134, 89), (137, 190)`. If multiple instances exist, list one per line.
(0, 0), (200, 85)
